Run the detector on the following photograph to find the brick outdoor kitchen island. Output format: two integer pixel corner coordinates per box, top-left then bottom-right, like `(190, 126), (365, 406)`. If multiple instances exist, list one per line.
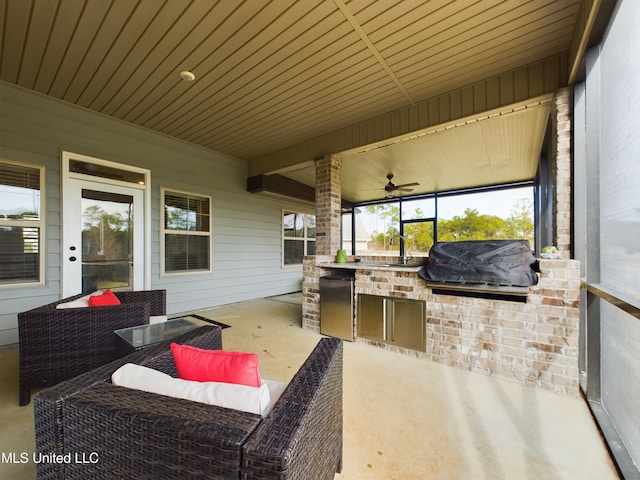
(303, 255), (580, 397)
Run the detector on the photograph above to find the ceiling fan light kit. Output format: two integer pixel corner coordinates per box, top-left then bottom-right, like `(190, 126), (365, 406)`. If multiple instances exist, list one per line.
(384, 173), (419, 198)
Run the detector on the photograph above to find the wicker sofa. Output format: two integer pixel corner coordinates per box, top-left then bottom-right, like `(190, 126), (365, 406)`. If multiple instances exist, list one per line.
(18, 289), (166, 405)
(33, 326), (343, 480)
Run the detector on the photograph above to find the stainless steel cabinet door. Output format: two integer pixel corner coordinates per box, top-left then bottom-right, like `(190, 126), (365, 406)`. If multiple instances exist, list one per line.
(389, 298), (426, 351)
(357, 294), (385, 340)
(320, 277), (354, 341)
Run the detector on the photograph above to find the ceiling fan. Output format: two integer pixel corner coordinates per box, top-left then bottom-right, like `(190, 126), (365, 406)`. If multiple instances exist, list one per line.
(384, 173), (419, 198)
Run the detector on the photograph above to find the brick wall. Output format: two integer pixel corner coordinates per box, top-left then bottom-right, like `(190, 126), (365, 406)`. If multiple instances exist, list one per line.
(315, 155), (342, 256)
(302, 255), (330, 332)
(304, 86), (578, 395)
(552, 87), (573, 257)
(303, 258), (580, 396)
(424, 259), (580, 396)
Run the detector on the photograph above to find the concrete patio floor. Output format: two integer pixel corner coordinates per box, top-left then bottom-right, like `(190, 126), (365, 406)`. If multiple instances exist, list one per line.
(200, 293), (619, 480)
(0, 293), (619, 479)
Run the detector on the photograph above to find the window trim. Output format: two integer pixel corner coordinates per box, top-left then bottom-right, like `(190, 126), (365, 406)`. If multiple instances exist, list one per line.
(282, 209), (315, 267)
(0, 160), (45, 287)
(161, 187), (212, 276)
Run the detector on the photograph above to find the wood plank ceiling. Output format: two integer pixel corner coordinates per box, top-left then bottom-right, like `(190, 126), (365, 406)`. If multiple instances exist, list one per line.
(1, 0), (585, 202)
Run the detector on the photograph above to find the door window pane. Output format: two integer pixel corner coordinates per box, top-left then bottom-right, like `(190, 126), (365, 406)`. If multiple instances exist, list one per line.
(81, 190), (133, 290)
(69, 159), (145, 185)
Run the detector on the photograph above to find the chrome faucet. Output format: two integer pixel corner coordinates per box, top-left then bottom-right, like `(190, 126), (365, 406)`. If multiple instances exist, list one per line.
(390, 234), (412, 264)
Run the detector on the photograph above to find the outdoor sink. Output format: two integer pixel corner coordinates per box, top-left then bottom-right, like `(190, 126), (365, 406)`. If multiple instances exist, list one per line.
(365, 262), (421, 268)
(324, 261), (424, 270)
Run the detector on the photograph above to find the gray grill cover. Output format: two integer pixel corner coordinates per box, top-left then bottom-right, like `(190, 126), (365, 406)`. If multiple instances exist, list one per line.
(426, 240), (538, 287)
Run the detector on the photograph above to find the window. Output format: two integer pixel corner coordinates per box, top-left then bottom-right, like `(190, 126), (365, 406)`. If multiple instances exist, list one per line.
(353, 202), (399, 255)
(283, 210), (315, 265)
(343, 185), (534, 257)
(401, 197), (436, 257)
(162, 189), (211, 274)
(402, 221), (435, 257)
(0, 161), (44, 285)
(437, 187), (534, 247)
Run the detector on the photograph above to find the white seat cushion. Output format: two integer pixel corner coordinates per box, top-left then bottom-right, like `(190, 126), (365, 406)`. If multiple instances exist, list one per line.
(56, 291), (104, 309)
(112, 363), (286, 416)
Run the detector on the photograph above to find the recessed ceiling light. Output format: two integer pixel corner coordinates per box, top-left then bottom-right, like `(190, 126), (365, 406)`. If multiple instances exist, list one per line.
(180, 70), (196, 81)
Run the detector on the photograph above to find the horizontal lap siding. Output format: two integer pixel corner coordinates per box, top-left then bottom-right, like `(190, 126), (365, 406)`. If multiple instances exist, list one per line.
(156, 195), (306, 314)
(0, 83), (306, 345)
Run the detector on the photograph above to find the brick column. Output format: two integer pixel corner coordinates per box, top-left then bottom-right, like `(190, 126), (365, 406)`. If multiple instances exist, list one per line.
(315, 154), (342, 256)
(552, 87), (573, 258)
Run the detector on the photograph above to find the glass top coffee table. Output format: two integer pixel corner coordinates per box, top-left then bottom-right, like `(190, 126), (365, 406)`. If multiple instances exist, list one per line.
(114, 318), (200, 353)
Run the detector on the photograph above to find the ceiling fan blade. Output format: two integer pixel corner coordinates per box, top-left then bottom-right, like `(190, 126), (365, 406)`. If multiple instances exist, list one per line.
(394, 182), (420, 189)
(396, 187), (414, 192)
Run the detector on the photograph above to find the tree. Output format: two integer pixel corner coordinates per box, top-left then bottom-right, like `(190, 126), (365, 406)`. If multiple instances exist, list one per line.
(82, 206), (130, 260)
(504, 198), (534, 245)
(403, 221), (435, 254)
(363, 197), (534, 253)
(437, 208), (508, 241)
(364, 203), (399, 251)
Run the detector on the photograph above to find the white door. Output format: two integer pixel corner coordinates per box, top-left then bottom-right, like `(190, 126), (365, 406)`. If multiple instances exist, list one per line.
(63, 178), (144, 297)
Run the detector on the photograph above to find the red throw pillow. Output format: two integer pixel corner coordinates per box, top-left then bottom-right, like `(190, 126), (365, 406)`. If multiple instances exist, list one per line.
(170, 343), (261, 387)
(88, 289), (121, 307)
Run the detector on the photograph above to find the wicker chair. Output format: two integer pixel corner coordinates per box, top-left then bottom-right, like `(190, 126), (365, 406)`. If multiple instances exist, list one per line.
(33, 331), (343, 480)
(18, 289), (166, 406)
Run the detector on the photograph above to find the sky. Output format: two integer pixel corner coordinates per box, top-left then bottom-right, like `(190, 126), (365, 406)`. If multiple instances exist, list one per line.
(0, 186), (40, 217)
(437, 187), (533, 219)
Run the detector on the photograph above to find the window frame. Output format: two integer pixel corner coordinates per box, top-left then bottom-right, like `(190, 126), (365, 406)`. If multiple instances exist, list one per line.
(400, 218), (436, 258)
(343, 182), (535, 258)
(282, 209), (316, 267)
(161, 187), (212, 276)
(0, 160), (45, 287)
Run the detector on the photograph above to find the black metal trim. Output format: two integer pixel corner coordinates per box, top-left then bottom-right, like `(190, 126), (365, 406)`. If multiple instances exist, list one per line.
(179, 314), (232, 329)
(428, 281), (529, 303)
(586, 398), (639, 480)
(583, 282), (640, 320)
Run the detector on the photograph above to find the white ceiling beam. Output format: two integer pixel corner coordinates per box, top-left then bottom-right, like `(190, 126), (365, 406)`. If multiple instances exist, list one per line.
(333, 0), (415, 106)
